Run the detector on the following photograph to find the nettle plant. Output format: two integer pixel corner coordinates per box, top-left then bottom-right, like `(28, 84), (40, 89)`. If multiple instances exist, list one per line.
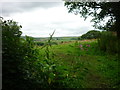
(40, 31), (57, 86)
(41, 31), (70, 88)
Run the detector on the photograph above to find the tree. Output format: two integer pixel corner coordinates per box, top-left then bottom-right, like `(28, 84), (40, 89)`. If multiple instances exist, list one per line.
(1, 19), (43, 89)
(2, 19), (26, 89)
(79, 30), (101, 39)
(64, 1), (120, 39)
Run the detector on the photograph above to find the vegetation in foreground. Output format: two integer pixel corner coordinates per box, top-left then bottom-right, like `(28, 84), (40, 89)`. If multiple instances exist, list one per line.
(45, 40), (119, 88)
(2, 19), (119, 89)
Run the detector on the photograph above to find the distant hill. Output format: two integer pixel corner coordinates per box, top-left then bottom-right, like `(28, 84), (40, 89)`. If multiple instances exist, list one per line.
(21, 36), (79, 42)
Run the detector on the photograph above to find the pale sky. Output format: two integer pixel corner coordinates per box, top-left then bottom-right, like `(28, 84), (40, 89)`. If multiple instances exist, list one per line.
(1, 0), (95, 37)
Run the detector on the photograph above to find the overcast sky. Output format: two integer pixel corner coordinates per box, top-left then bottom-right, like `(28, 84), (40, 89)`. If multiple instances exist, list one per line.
(1, 1), (95, 37)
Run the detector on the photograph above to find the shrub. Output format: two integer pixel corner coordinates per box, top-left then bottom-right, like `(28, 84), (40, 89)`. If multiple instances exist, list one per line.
(2, 19), (50, 89)
(2, 19), (27, 89)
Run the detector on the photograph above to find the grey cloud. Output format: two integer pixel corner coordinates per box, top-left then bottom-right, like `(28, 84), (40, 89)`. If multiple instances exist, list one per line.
(63, 26), (92, 35)
(1, 2), (62, 16)
(51, 22), (92, 32)
(56, 24), (94, 36)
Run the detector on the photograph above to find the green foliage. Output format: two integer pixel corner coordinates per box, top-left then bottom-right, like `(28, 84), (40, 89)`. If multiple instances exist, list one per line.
(98, 31), (118, 54)
(2, 19), (26, 89)
(40, 31), (69, 88)
(2, 19), (55, 89)
(2, 18), (119, 89)
(19, 36), (48, 88)
(2, 19), (68, 89)
(79, 30), (101, 40)
(76, 40), (103, 56)
(51, 40), (119, 88)
(2, 19), (43, 89)
(64, 2), (120, 32)
(35, 42), (45, 46)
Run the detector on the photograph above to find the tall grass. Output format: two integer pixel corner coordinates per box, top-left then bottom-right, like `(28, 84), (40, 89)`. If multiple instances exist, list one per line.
(98, 31), (118, 54)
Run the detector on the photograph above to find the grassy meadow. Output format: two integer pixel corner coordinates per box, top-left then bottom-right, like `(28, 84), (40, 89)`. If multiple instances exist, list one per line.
(36, 38), (119, 88)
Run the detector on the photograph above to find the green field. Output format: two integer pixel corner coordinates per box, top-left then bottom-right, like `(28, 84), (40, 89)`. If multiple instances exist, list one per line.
(37, 39), (119, 88)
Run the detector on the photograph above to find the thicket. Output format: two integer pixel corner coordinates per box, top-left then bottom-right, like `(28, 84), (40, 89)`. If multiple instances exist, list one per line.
(2, 19), (41, 89)
(1, 19), (66, 89)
